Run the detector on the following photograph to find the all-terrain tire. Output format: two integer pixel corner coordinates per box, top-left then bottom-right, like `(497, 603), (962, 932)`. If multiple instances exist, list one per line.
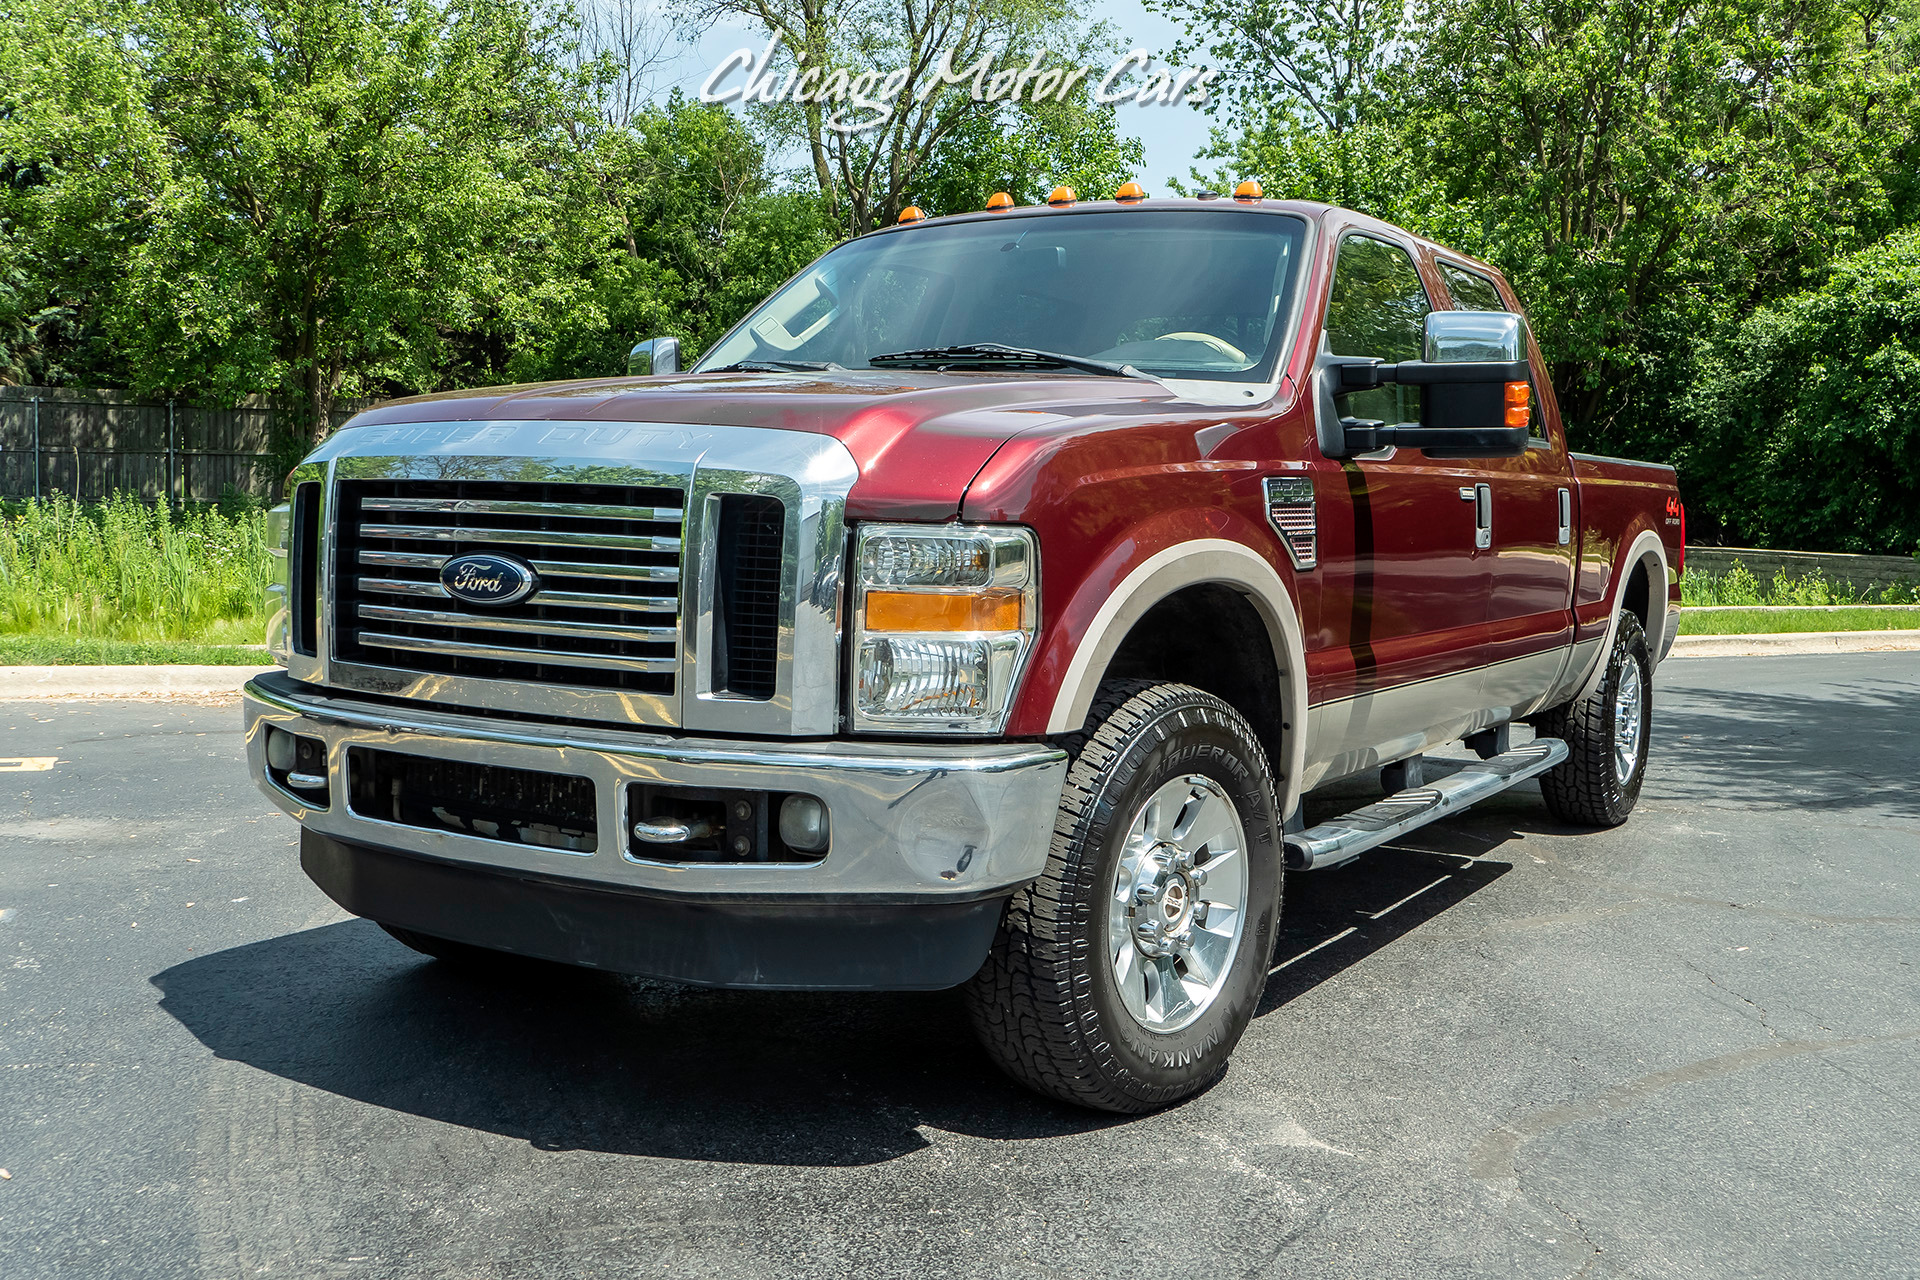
(1534, 612), (1652, 827)
(964, 681), (1284, 1113)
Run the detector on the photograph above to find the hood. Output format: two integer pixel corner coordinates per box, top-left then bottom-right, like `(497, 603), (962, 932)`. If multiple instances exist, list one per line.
(340, 370), (1182, 519)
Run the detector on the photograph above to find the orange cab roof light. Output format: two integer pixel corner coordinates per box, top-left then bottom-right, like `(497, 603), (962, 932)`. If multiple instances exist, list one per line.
(897, 205), (927, 223)
(984, 191), (1013, 211)
(1047, 185), (1076, 206)
(1115, 181), (1146, 203)
(1233, 179), (1264, 202)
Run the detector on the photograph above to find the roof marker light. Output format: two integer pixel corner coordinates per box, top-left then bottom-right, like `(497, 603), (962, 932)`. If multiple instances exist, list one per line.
(897, 206), (926, 223)
(985, 191), (1013, 211)
(1115, 181), (1145, 203)
(1233, 179), (1264, 202)
(1047, 185), (1076, 206)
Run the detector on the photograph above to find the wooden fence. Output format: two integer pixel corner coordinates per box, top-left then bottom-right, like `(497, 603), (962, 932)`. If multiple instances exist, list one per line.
(0, 386), (365, 504)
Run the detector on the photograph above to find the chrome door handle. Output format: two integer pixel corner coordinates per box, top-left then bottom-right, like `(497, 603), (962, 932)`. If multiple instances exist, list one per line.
(1475, 483), (1492, 549)
(1557, 487), (1572, 545)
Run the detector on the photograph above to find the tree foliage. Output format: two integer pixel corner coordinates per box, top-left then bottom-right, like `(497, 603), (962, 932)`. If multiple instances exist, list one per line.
(3, 0), (612, 448)
(1682, 229), (1920, 553)
(913, 93), (1144, 215)
(1163, 0), (1920, 551)
(0, 0), (1145, 458)
(674, 0), (1119, 233)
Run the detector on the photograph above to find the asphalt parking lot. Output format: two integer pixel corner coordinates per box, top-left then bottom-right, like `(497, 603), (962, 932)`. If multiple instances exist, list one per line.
(2, 653), (1916, 1279)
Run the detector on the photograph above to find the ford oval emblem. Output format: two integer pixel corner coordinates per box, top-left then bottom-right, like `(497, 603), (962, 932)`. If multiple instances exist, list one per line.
(440, 552), (539, 607)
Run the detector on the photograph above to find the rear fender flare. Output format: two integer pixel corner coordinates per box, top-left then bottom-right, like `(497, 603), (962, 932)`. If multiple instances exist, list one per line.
(1572, 529), (1669, 706)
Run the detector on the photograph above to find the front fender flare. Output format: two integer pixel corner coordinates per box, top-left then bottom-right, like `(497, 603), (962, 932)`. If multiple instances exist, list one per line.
(1040, 538), (1310, 819)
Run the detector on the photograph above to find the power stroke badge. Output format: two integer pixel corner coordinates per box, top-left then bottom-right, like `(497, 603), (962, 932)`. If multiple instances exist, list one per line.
(440, 552), (539, 607)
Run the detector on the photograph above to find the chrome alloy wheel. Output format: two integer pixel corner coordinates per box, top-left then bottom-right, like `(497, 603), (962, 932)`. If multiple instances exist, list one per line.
(1613, 655), (1645, 784)
(1106, 774), (1250, 1034)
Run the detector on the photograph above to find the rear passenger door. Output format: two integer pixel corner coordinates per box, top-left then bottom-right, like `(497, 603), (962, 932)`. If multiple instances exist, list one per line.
(1310, 233), (1491, 754)
(1433, 258), (1577, 713)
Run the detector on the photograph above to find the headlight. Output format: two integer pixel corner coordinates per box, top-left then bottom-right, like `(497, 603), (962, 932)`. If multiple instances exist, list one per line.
(851, 523), (1038, 734)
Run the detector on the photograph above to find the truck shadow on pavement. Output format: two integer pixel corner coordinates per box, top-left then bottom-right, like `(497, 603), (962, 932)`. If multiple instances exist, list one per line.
(149, 830), (1525, 1166)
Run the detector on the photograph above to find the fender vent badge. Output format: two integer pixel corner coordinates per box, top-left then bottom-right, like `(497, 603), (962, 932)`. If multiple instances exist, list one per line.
(1264, 476), (1318, 571)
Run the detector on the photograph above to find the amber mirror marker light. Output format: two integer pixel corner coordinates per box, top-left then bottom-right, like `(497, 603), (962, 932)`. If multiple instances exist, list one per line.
(897, 205), (927, 223)
(1232, 179), (1264, 202)
(1115, 181), (1146, 203)
(1047, 185), (1076, 206)
(985, 191), (1013, 211)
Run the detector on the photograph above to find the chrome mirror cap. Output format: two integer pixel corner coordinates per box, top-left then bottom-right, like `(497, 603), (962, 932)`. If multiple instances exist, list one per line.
(627, 336), (682, 377)
(1423, 311), (1526, 364)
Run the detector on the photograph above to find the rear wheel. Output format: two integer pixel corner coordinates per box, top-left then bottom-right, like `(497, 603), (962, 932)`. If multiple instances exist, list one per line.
(965, 681), (1284, 1113)
(1535, 612), (1652, 826)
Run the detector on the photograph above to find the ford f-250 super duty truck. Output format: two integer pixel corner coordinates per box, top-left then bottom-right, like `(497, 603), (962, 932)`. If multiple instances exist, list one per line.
(245, 192), (1684, 1113)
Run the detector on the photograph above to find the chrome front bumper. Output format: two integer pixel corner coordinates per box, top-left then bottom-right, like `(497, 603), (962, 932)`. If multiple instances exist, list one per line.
(243, 672), (1068, 901)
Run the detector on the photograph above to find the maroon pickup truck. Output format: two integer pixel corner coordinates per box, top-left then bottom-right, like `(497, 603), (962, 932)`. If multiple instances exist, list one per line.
(246, 194), (1684, 1112)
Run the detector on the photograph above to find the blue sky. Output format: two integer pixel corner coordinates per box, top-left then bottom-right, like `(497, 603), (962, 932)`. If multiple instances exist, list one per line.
(646, 0), (1220, 195)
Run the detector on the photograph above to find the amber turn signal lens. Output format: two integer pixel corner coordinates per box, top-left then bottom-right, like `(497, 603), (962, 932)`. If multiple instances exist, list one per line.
(898, 206), (926, 223)
(985, 191), (1013, 211)
(866, 589), (1023, 633)
(1505, 380), (1531, 429)
(1233, 179), (1263, 202)
(1115, 181), (1145, 202)
(1047, 185), (1076, 206)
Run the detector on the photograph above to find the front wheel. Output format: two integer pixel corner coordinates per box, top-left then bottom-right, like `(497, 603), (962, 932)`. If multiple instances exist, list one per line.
(965, 681), (1284, 1113)
(1534, 612), (1653, 827)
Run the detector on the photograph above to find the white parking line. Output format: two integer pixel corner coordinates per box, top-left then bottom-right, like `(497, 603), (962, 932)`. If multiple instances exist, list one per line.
(1370, 875), (1454, 920)
(0, 758), (58, 772)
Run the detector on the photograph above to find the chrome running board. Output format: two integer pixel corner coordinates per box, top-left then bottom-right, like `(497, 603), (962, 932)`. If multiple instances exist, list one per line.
(1284, 738), (1570, 870)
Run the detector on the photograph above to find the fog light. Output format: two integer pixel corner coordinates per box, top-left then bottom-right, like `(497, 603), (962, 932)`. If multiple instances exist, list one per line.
(266, 726), (327, 796)
(778, 795), (830, 854)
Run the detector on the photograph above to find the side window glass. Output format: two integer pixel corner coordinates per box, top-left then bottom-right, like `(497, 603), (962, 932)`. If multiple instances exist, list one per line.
(1439, 263), (1505, 312)
(1440, 262), (1548, 443)
(1325, 236), (1430, 425)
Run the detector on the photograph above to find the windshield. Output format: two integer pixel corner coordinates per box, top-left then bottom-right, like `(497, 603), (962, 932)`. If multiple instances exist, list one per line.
(695, 210), (1308, 384)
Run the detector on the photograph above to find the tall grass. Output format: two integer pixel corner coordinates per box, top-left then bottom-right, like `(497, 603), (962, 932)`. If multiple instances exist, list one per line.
(1681, 563), (1920, 607)
(0, 494), (272, 644)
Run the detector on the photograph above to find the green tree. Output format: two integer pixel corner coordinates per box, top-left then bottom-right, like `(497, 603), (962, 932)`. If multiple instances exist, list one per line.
(1, 0), (607, 453)
(912, 93), (1145, 214)
(1682, 228), (1920, 554)
(1400, 0), (1919, 450)
(676, 0), (1112, 234)
(1144, 0), (1401, 135)
(522, 93), (834, 377)
(1159, 0), (1920, 474)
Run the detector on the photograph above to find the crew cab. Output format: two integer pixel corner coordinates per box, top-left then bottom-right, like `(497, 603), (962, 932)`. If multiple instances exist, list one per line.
(245, 194), (1684, 1113)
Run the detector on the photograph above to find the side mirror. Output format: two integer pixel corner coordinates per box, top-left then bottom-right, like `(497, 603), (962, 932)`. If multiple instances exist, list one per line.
(1322, 311), (1533, 458)
(627, 336), (681, 377)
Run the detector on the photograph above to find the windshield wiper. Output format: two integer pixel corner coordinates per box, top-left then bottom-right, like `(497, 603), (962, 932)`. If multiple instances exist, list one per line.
(705, 359), (845, 373)
(866, 343), (1154, 381)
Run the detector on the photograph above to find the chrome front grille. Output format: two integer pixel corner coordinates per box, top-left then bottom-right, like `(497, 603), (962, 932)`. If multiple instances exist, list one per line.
(333, 480), (684, 694)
